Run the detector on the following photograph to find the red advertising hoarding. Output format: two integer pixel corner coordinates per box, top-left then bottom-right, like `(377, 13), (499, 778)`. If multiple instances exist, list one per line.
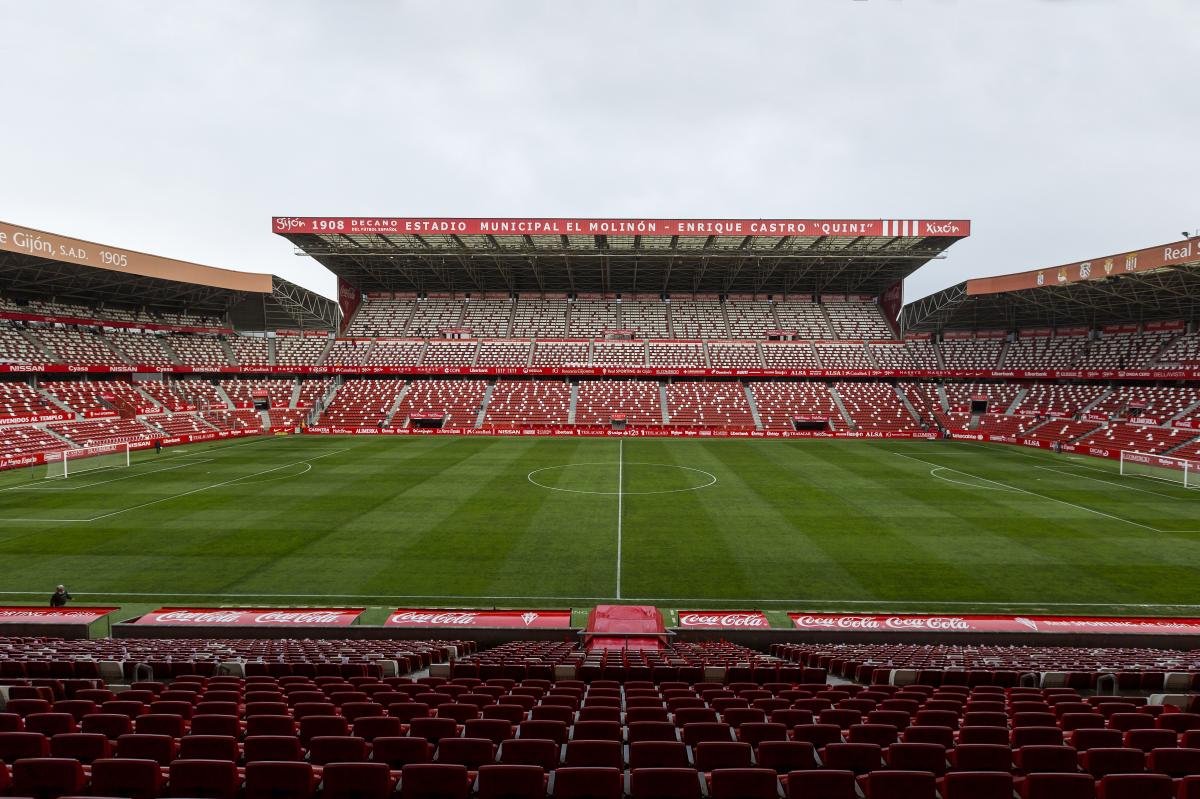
(0, 607), (117, 624)
(133, 608), (363, 626)
(788, 612), (1200, 636)
(273, 217), (970, 238)
(676, 611), (770, 629)
(385, 609), (573, 628)
(7, 362), (1200, 383)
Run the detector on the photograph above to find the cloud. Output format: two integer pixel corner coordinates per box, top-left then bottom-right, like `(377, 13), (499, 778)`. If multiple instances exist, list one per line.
(0, 0), (1196, 301)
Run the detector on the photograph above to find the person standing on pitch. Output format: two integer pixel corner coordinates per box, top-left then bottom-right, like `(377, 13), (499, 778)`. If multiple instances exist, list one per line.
(50, 585), (72, 607)
(155, 438), (163, 455)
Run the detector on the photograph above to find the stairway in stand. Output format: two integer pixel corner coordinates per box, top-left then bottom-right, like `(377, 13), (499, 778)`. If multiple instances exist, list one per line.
(585, 605), (668, 651)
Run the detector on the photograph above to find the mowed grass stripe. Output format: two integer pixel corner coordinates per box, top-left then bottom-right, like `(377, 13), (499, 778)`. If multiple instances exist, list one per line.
(0, 435), (1197, 611)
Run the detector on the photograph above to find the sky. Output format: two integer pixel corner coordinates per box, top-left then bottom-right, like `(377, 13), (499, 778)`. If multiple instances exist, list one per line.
(1, 0), (1197, 303)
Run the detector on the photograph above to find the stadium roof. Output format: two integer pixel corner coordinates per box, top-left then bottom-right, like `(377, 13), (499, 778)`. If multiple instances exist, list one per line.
(273, 216), (970, 297)
(901, 236), (1200, 332)
(0, 220), (338, 330)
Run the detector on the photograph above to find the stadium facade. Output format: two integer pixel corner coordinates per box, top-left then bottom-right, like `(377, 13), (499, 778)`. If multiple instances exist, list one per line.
(1, 216), (1198, 469)
(4, 218), (1200, 798)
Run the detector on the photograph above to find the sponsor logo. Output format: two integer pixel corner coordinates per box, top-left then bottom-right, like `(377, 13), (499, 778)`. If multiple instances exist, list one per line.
(678, 612), (767, 628)
(152, 610), (244, 624)
(390, 611), (480, 625)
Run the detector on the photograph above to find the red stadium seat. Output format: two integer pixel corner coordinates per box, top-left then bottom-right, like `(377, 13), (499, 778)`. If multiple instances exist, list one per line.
(628, 768), (705, 799)
(940, 771), (1014, 799)
(550, 767), (623, 799)
(244, 761), (319, 799)
(322, 762), (398, 799)
(476, 764), (546, 799)
(400, 763), (471, 799)
(91, 757), (167, 799)
(785, 769), (858, 799)
(167, 758), (241, 799)
(11, 756), (88, 799)
(708, 768), (781, 799)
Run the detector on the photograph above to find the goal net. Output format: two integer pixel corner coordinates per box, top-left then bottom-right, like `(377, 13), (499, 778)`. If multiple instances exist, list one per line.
(1119, 450), (1198, 489)
(45, 443), (131, 479)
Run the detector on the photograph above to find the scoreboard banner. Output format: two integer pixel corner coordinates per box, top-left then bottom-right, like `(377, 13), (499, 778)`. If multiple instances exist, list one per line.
(0, 607), (117, 624)
(273, 217), (971, 238)
(675, 611), (770, 629)
(133, 608), (364, 626)
(789, 613), (1200, 636)
(385, 609), (573, 628)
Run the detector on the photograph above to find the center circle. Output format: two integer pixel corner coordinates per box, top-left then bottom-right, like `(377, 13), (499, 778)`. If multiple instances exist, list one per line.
(527, 462), (717, 496)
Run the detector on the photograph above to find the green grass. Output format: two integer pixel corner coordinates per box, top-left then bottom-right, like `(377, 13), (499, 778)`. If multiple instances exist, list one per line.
(1, 434), (1199, 624)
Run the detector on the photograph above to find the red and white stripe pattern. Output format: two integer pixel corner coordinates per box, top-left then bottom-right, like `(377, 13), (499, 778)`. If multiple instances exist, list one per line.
(881, 219), (924, 237)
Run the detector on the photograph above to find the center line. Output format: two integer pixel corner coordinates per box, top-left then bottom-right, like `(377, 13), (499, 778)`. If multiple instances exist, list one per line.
(616, 438), (624, 600)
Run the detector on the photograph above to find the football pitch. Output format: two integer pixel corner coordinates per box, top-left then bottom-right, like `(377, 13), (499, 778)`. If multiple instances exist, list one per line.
(1, 434), (1199, 621)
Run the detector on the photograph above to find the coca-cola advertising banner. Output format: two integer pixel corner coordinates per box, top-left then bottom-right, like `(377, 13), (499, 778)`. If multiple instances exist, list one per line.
(676, 611), (770, 629)
(385, 609), (573, 628)
(0, 606), (117, 624)
(133, 607), (364, 626)
(789, 613), (1200, 636)
(273, 217), (971, 239)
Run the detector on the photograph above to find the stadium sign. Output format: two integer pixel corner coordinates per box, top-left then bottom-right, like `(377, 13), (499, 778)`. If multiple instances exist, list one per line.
(0, 607), (117, 624)
(789, 613), (1200, 636)
(385, 609), (573, 628)
(133, 608), (364, 626)
(273, 217), (971, 238)
(676, 611), (770, 628)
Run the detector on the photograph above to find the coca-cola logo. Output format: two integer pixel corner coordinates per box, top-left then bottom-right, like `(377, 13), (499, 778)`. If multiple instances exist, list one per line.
(883, 616), (971, 631)
(391, 611), (480, 625)
(792, 615), (882, 630)
(253, 611), (348, 624)
(153, 610), (245, 624)
(678, 612), (767, 628)
(790, 614), (973, 631)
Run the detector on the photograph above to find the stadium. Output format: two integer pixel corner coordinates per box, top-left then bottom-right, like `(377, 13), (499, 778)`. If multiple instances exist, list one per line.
(2, 212), (1200, 799)
(4, 2), (1200, 797)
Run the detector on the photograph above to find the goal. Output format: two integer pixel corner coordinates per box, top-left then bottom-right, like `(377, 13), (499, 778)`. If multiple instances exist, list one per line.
(45, 443), (131, 479)
(1119, 450), (1198, 488)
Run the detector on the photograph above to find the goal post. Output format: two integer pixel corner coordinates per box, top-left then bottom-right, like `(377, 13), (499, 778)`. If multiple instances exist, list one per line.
(1119, 450), (1198, 489)
(45, 442), (131, 479)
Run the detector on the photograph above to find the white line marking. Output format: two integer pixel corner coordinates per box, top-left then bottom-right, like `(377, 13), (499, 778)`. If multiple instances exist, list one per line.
(6, 459), (215, 492)
(526, 462), (717, 495)
(1034, 464), (1200, 500)
(891, 450), (1160, 532)
(929, 466), (1021, 493)
(230, 462), (313, 485)
(0, 450), (347, 523)
(616, 438), (624, 600)
(0, 589), (1196, 610)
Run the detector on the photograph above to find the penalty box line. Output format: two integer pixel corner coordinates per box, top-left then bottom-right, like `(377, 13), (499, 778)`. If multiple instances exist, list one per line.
(5, 458), (217, 493)
(890, 450), (1172, 533)
(0, 449), (348, 523)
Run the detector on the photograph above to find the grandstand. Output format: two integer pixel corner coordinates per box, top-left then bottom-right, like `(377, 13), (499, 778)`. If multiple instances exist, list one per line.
(6, 218), (1200, 799)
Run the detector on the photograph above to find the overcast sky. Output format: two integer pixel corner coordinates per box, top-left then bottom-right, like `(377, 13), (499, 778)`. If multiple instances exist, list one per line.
(1, 0), (1197, 303)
